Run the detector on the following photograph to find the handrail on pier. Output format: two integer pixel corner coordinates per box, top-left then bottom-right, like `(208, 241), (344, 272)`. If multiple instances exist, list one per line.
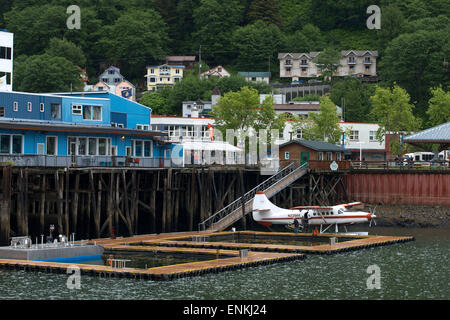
(198, 162), (308, 232)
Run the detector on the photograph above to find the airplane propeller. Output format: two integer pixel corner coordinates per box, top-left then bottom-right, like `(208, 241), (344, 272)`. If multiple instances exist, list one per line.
(369, 206), (377, 227)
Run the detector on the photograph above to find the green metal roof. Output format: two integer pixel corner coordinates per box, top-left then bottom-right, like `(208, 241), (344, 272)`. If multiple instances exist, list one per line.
(280, 139), (349, 153)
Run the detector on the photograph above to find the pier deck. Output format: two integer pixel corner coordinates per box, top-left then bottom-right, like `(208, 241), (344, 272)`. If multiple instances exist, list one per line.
(0, 231), (414, 280)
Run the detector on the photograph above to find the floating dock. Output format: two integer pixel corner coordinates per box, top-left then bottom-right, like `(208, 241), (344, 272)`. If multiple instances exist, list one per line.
(0, 231), (414, 280)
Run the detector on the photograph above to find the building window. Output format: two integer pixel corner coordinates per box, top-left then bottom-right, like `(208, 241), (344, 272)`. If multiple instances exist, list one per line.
(175, 69), (180, 74)
(350, 130), (359, 141)
(364, 57), (371, 64)
(365, 65), (370, 70)
(336, 152), (341, 161)
(27, 102), (32, 112)
(82, 105), (102, 121)
(349, 65), (355, 70)
(296, 129), (302, 139)
(301, 67), (307, 72)
(114, 78), (120, 83)
(326, 152), (332, 161)
(348, 56), (355, 64)
(0, 72), (11, 84)
(369, 130), (377, 141)
(132, 140), (152, 157)
(102, 78), (108, 83)
(0, 107), (4, 117)
(40, 103), (44, 112)
(108, 70), (115, 75)
(301, 59), (308, 65)
(13, 102), (18, 112)
(150, 69), (154, 74)
(285, 59), (292, 65)
(46, 136), (57, 155)
(149, 77), (156, 83)
(51, 104), (61, 120)
(0, 47), (12, 60)
(137, 124), (143, 130)
(182, 125), (194, 137)
(285, 67), (291, 72)
(0, 134), (22, 154)
(318, 152), (324, 160)
(284, 152), (290, 160)
(72, 104), (82, 115)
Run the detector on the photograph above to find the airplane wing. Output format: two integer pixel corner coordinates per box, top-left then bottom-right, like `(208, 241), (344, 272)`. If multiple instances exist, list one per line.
(290, 205), (333, 210)
(336, 202), (363, 207)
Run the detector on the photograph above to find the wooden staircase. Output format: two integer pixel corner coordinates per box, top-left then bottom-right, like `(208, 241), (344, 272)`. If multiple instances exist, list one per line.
(198, 162), (308, 232)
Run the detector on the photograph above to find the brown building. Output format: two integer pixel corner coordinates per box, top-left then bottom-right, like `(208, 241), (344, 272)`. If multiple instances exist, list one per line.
(279, 139), (350, 169)
(165, 56), (196, 70)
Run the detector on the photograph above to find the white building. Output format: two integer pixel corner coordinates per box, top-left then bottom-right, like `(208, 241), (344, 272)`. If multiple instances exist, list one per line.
(278, 50), (378, 81)
(150, 116), (243, 165)
(238, 72), (271, 84)
(0, 29), (13, 91)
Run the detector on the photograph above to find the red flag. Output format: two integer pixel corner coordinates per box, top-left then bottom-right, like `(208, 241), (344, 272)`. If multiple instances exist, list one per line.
(208, 123), (215, 141)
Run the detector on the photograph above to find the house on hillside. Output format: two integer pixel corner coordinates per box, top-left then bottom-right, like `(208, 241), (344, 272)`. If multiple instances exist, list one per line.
(87, 66), (136, 101)
(278, 50), (378, 82)
(200, 66), (230, 79)
(165, 56), (196, 70)
(145, 63), (185, 92)
(238, 72), (270, 83)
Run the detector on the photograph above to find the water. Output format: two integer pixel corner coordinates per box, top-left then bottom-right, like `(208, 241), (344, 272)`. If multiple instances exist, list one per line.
(0, 227), (448, 300)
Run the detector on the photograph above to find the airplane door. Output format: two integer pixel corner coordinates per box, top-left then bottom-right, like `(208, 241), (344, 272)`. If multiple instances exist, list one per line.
(300, 151), (310, 166)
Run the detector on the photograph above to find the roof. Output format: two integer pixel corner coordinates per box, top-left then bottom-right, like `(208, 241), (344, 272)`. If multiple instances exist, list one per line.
(274, 103), (320, 111)
(278, 50), (378, 59)
(166, 56), (196, 62)
(0, 119), (167, 137)
(280, 139), (348, 152)
(404, 122), (450, 143)
(238, 72), (271, 78)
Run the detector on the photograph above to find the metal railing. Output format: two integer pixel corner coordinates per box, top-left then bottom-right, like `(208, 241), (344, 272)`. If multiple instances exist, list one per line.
(350, 160), (450, 171)
(198, 161), (308, 232)
(0, 155), (183, 168)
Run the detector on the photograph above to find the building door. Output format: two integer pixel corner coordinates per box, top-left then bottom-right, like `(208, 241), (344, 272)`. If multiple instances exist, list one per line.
(300, 151), (310, 166)
(70, 142), (77, 164)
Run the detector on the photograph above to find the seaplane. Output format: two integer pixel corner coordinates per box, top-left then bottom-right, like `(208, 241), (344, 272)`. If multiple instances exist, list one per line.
(252, 191), (376, 235)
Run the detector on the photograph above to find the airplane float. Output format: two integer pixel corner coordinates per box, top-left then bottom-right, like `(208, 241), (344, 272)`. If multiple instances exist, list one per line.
(252, 191), (376, 234)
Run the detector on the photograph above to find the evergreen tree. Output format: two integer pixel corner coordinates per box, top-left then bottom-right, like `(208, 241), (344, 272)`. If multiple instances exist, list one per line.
(247, 0), (282, 27)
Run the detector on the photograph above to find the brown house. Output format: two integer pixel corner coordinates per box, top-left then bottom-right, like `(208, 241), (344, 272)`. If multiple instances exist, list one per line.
(279, 139), (350, 169)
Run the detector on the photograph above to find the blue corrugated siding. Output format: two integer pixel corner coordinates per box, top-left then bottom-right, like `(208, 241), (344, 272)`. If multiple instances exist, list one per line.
(0, 92), (62, 121)
(111, 112), (127, 127)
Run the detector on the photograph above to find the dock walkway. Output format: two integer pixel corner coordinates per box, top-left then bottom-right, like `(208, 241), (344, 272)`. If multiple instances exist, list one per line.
(0, 231), (414, 281)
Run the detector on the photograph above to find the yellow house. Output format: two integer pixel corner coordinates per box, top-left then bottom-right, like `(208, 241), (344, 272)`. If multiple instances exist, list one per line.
(145, 63), (185, 91)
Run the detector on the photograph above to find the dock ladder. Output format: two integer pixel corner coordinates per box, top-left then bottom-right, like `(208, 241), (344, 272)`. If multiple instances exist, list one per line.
(198, 162), (308, 232)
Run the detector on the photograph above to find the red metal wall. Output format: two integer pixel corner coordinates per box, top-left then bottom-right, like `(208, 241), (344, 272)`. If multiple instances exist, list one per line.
(343, 172), (450, 205)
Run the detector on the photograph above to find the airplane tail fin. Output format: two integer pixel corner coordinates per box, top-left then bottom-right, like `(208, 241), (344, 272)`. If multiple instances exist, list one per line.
(253, 191), (272, 212)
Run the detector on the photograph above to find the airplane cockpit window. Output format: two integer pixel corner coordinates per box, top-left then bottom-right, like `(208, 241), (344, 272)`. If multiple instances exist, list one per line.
(338, 209), (344, 214)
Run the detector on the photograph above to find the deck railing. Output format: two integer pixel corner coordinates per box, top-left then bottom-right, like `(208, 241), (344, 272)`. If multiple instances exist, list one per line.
(349, 160), (450, 170)
(0, 155), (183, 168)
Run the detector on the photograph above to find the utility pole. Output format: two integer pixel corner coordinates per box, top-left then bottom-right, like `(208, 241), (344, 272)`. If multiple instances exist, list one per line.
(198, 45), (202, 78)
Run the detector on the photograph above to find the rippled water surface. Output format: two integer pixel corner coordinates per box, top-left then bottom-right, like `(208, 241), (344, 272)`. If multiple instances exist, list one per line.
(0, 227), (448, 300)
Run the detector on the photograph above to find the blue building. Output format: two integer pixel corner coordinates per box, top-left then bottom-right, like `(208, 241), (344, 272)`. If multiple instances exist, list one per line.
(0, 91), (182, 167)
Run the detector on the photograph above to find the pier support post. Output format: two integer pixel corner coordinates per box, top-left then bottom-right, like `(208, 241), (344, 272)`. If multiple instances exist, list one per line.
(0, 166), (11, 246)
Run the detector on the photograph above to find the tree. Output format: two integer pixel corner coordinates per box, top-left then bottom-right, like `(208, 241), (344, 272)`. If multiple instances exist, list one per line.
(282, 24), (325, 52)
(302, 96), (342, 144)
(193, 0), (244, 65)
(14, 54), (84, 92)
(139, 90), (171, 116)
(377, 4), (405, 54)
(426, 86), (450, 127)
(45, 38), (87, 67)
(370, 85), (422, 155)
(329, 78), (376, 122)
(312, 48), (341, 82)
(247, 0), (282, 27)
(99, 9), (169, 82)
(379, 17), (450, 116)
(232, 20), (283, 71)
(210, 87), (285, 143)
